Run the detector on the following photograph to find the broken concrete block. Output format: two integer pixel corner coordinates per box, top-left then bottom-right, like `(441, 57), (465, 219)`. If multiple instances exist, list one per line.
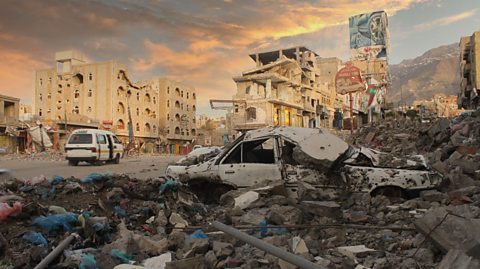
(184, 238), (209, 257)
(165, 256), (205, 269)
(432, 161), (447, 174)
(169, 213), (189, 228)
(300, 201), (340, 218)
(456, 145), (478, 155)
(437, 249), (480, 269)
(267, 205), (303, 225)
(414, 206), (480, 258)
(290, 236), (308, 254)
(204, 250), (217, 269)
(449, 186), (480, 198)
(213, 241), (234, 259)
(420, 190), (448, 202)
(143, 252), (172, 269)
(337, 245), (375, 260)
(278, 259), (296, 269)
(234, 191), (259, 210)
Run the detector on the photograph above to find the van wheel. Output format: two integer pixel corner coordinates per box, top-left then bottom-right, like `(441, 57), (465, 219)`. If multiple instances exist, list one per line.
(68, 160), (78, 166)
(114, 154), (120, 164)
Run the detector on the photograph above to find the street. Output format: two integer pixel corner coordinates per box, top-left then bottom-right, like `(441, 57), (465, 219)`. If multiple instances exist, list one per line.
(0, 155), (180, 180)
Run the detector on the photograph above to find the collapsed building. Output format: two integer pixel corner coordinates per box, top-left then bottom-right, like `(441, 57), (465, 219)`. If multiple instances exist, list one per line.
(459, 31), (480, 109)
(214, 47), (343, 132)
(34, 51), (197, 153)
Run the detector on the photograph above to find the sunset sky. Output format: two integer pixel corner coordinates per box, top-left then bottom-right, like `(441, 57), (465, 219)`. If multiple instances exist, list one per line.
(0, 0), (479, 115)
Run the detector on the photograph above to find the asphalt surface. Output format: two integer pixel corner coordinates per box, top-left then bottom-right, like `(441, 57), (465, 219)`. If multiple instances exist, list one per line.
(0, 155), (180, 181)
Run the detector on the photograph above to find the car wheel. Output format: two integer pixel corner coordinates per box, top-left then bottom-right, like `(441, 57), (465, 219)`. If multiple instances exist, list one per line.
(114, 154), (120, 164)
(68, 160), (78, 166)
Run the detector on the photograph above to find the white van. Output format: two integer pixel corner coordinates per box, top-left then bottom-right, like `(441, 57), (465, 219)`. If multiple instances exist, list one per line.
(65, 129), (124, 166)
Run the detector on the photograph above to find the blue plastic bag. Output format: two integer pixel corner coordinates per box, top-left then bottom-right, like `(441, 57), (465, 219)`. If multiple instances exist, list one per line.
(189, 229), (208, 239)
(32, 212), (78, 232)
(159, 179), (177, 193)
(113, 206), (127, 218)
(81, 173), (106, 183)
(22, 231), (48, 247)
(80, 253), (99, 269)
(48, 175), (64, 185)
(110, 249), (132, 264)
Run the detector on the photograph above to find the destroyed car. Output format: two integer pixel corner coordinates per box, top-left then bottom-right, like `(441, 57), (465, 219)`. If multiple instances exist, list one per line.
(166, 127), (442, 196)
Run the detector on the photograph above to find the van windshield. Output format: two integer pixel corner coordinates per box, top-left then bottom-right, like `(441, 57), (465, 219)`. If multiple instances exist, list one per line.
(68, 134), (93, 144)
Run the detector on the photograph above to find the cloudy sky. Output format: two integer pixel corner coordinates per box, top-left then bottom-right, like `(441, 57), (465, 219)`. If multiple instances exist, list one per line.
(0, 0), (479, 115)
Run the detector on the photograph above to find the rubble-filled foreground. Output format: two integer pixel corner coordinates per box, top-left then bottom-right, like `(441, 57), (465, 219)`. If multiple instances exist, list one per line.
(1, 171), (480, 269)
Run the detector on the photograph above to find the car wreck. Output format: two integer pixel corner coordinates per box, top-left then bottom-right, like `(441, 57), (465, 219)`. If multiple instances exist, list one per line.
(166, 127), (442, 197)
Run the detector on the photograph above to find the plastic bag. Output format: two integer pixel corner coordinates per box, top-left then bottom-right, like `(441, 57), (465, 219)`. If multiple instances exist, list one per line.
(0, 201), (22, 221)
(80, 253), (99, 269)
(32, 212), (78, 232)
(110, 249), (133, 264)
(81, 173), (107, 183)
(22, 231), (48, 247)
(113, 206), (127, 218)
(48, 175), (64, 185)
(23, 175), (47, 185)
(159, 179), (177, 193)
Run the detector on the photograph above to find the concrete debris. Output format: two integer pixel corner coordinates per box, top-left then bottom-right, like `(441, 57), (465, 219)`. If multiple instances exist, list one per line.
(437, 249), (480, 269)
(337, 245), (375, 260)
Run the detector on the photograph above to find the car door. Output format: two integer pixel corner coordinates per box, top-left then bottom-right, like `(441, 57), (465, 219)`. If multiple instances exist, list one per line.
(217, 136), (282, 187)
(96, 134), (109, 161)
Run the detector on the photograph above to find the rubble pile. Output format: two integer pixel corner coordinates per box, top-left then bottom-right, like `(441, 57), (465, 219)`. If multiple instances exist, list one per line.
(0, 172), (476, 269)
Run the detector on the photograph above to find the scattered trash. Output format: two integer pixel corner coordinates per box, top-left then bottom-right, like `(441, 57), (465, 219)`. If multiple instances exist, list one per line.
(81, 173), (107, 183)
(22, 231), (48, 247)
(32, 212), (78, 232)
(110, 249), (133, 264)
(79, 253), (98, 269)
(0, 201), (22, 221)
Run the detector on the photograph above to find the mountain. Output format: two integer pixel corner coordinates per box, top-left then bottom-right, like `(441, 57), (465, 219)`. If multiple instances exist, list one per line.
(388, 43), (460, 105)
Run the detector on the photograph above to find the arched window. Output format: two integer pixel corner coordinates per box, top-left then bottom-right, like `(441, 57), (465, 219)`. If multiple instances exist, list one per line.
(175, 114), (180, 122)
(153, 125), (157, 134)
(87, 107), (92, 112)
(39, 109), (42, 116)
(39, 94), (43, 101)
(145, 93), (151, 102)
(175, 127), (180, 134)
(88, 73), (93, 80)
(193, 105), (196, 111)
(175, 101), (180, 108)
(73, 106), (79, 114)
(153, 97), (156, 104)
(74, 90), (80, 98)
(187, 92), (189, 99)
(246, 107), (257, 120)
(181, 91), (184, 98)
(39, 78), (43, 86)
(145, 108), (151, 115)
(167, 100), (170, 107)
(47, 93), (51, 99)
(136, 108), (139, 116)
(117, 86), (125, 97)
(191, 129), (196, 136)
(117, 102), (125, 114)
(136, 92), (140, 101)
(88, 89), (93, 97)
(193, 93), (196, 99)
(136, 123), (140, 131)
(145, 123), (151, 132)
(175, 88), (180, 96)
(73, 73), (83, 85)
(186, 105), (189, 111)
(117, 119), (125, 130)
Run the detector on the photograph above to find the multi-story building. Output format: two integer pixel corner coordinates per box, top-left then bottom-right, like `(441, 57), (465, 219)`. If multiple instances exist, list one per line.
(0, 94), (20, 153)
(35, 51), (196, 152)
(413, 94), (460, 118)
(227, 46), (341, 131)
(459, 31), (480, 109)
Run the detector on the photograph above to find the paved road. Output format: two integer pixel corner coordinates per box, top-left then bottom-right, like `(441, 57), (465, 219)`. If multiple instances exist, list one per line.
(1, 155), (180, 180)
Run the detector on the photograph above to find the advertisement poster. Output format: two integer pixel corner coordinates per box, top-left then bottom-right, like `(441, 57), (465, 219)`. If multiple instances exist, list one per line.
(349, 11), (389, 59)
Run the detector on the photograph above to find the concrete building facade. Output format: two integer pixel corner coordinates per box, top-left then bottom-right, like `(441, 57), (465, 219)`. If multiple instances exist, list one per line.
(35, 51), (196, 152)
(413, 93), (460, 118)
(0, 94), (20, 153)
(459, 31), (480, 109)
(227, 47), (341, 131)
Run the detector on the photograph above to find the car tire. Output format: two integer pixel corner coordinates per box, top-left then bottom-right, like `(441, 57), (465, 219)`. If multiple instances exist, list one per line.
(114, 154), (120, 164)
(68, 160), (78, 166)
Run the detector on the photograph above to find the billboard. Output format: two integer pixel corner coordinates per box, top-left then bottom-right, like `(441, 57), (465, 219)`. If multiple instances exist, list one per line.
(335, 62), (365, 95)
(349, 11), (389, 60)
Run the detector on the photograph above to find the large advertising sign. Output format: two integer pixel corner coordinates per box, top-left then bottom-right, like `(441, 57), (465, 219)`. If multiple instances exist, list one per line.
(349, 11), (389, 60)
(335, 62), (365, 95)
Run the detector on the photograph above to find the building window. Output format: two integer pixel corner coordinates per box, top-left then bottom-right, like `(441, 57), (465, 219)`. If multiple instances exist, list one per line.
(145, 93), (151, 102)
(136, 92), (140, 101)
(40, 78), (43, 86)
(87, 106), (92, 112)
(145, 108), (151, 115)
(191, 129), (196, 136)
(39, 94), (43, 101)
(193, 105), (196, 111)
(74, 90), (80, 98)
(88, 89), (93, 97)
(187, 131), (189, 136)
(181, 91), (184, 98)
(181, 103), (183, 110)
(246, 107), (257, 120)
(186, 105), (189, 111)
(234, 105), (239, 113)
(89, 73), (93, 80)
(117, 119), (125, 130)
(246, 85), (251, 95)
(47, 109), (51, 113)
(136, 123), (140, 131)
(175, 88), (180, 96)
(48, 77), (52, 84)
(136, 108), (139, 116)
(57, 100), (62, 104)
(47, 93), (51, 99)
(175, 114), (180, 122)
(167, 87), (169, 94)
(39, 109), (42, 116)
(153, 97), (156, 104)
(175, 101), (180, 108)
(73, 106), (79, 114)
(187, 92), (189, 99)
(167, 100), (170, 107)
(193, 93), (196, 99)
(153, 125), (157, 134)
(175, 127), (180, 135)
(167, 114), (170, 120)
(145, 123), (151, 133)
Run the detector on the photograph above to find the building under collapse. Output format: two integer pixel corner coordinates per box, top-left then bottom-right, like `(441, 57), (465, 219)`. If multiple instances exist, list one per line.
(35, 51), (196, 153)
(222, 47), (342, 132)
(459, 31), (480, 109)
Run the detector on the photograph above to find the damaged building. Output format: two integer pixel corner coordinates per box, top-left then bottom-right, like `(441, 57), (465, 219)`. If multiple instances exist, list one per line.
(34, 51), (197, 153)
(459, 31), (480, 109)
(0, 94), (20, 153)
(221, 47), (342, 132)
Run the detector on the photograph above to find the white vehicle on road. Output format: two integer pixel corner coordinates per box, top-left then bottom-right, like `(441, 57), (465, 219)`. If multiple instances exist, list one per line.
(65, 129), (124, 166)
